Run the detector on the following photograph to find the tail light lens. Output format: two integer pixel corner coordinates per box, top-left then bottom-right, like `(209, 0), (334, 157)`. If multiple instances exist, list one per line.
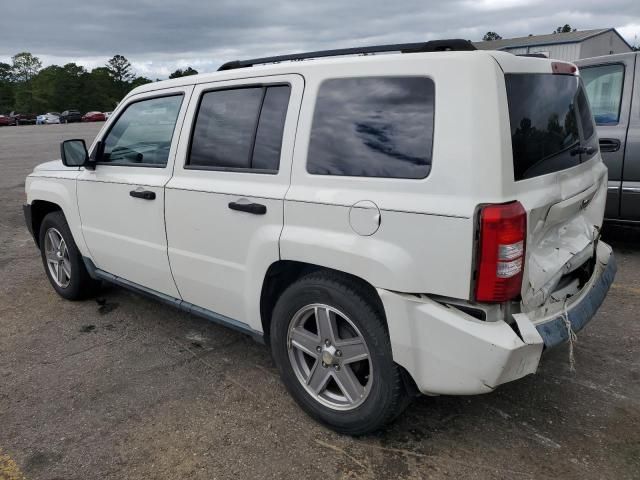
(474, 201), (527, 303)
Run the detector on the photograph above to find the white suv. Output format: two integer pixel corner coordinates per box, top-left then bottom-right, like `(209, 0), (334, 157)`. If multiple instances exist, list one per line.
(24, 40), (616, 434)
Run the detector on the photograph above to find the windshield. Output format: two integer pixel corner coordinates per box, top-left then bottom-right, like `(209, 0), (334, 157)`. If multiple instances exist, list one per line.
(506, 73), (596, 181)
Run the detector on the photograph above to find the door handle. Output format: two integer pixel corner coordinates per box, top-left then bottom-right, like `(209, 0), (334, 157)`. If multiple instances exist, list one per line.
(228, 201), (266, 215)
(129, 189), (156, 200)
(599, 138), (621, 152)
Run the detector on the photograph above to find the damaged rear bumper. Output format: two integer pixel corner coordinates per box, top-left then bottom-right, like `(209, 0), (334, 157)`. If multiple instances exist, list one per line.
(532, 244), (616, 348)
(379, 241), (615, 396)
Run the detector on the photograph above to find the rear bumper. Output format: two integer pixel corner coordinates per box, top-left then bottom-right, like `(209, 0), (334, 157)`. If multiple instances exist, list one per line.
(380, 241), (615, 396)
(534, 249), (616, 348)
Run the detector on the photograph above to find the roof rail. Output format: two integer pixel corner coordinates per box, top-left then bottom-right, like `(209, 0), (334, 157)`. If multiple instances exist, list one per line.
(516, 53), (549, 58)
(218, 39), (476, 71)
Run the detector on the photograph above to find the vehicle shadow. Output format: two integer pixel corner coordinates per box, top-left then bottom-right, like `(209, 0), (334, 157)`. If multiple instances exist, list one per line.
(602, 222), (640, 251)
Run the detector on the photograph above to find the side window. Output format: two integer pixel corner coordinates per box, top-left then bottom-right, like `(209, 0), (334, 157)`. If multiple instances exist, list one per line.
(188, 85), (291, 172)
(101, 95), (183, 166)
(581, 64), (624, 125)
(307, 77), (435, 179)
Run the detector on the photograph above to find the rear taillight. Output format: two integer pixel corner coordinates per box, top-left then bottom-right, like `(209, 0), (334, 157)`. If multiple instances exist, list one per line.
(474, 201), (527, 303)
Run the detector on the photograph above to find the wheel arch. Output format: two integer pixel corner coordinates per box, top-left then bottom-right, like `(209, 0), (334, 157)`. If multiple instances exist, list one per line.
(259, 260), (386, 343)
(30, 200), (63, 248)
(26, 174), (89, 256)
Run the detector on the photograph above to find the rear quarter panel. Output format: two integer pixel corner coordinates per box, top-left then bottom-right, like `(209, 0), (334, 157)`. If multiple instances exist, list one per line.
(281, 52), (509, 299)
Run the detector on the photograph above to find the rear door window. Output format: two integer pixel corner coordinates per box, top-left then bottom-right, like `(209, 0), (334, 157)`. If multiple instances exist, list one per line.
(188, 85), (291, 172)
(506, 74), (596, 181)
(307, 77), (435, 179)
(580, 64), (624, 125)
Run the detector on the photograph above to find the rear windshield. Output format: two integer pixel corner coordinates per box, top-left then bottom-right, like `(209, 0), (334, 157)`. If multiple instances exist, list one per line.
(506, 74), (596, 181)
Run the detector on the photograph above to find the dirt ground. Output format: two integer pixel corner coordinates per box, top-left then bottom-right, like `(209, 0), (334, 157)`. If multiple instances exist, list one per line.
(0, 123), (639, 480)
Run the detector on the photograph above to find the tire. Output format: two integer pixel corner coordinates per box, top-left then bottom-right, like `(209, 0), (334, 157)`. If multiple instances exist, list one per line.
(270, 271), (410, 435)
(39, 211), (100, 300)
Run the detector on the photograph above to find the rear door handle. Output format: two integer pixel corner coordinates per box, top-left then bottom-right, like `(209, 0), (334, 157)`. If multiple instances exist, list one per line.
(228, 201), (266, 215)
(129, 189), (156, 200)
(599, 138), (621, 152)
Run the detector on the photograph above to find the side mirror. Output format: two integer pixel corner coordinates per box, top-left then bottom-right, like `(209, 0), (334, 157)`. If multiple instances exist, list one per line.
(60, 139), (89, 167)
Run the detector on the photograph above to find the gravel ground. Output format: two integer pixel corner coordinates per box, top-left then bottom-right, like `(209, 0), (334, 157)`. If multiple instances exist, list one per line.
(0, 123), (639, 480)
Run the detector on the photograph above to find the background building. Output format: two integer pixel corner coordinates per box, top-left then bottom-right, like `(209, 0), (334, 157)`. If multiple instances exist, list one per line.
(474, 28), (633, 61)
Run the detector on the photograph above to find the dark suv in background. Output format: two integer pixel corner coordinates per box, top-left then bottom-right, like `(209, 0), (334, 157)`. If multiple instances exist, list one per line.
(59, 110), (82, 123)
(577, 52), (640, 223)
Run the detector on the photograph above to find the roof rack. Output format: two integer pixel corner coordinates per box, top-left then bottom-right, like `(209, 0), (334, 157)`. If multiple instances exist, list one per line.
(218, 39), (476, 71)
(516, 53), (549, 58)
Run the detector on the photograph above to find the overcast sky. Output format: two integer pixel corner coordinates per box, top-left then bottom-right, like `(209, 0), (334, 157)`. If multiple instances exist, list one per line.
(1, 0), (639, 79)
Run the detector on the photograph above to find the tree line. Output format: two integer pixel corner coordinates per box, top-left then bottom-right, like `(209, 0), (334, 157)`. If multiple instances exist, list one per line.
(0, 53), (198, 114)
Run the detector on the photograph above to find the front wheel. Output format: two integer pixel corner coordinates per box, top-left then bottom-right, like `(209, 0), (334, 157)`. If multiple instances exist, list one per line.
(39, 211), (100, 300)
(271, 271), (410, 435)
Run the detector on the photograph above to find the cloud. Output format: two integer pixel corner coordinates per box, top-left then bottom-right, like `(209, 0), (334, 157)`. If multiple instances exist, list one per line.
(0, 0), (638, 78)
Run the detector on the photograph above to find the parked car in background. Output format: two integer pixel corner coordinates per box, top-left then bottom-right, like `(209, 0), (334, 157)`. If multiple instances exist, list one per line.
(59, 110), (82, 123)
(36, 112), (61, 125)
(104, 111), (113, 119)
(10, 112), (37, 125)
(81, 111), (106, 122)
(0, 114), (17, 126)
(24, 41), (616, 435)
(577, 52), (640, 223)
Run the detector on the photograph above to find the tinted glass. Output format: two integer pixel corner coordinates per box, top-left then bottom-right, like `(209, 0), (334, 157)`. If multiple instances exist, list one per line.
(307, 77), (434, 179)
(102, 95), (183, 166)
(252, 86), (291, 171)
(506, 74), (589, 181)
(189, 88), (263, 169)
(581, 64), (624, 125)
(577, 88), (595, 141)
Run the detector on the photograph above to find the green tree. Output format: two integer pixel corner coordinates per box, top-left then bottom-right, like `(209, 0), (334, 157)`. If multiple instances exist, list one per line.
(482, 32), (502, 41)
(11, 52), (42, 112)
(106, 54), (135, 99)
(31, 63), (90, 112)
(554, 24), (576, 33)
(82, 67), (120, 112)
(0, 62), (13, 112)
(130, 76), (153, 89)
(11, 52), (42, 82)
(106, 54), (134, 83)
(169, 67), (199, 78)
(0, 62), (12, 82)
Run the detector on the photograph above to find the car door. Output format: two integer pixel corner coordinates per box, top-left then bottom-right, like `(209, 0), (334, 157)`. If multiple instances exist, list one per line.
(165, 75), (303, 331)
(579, 54), (636, 219)
(78, 86), (193, 297)
(620, 54), (640, 220)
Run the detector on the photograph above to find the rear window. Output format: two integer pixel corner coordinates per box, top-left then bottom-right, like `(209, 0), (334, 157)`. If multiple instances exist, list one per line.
(307, 77), (434, 179)
(506, 74), (596, 181)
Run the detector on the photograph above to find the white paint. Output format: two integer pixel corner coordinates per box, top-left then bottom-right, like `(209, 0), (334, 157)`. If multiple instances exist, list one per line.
(25, 50), (613, 396)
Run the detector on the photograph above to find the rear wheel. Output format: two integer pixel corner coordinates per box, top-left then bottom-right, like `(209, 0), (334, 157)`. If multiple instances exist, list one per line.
(270, 271), (410, 435)
(39, 211), (100, 300)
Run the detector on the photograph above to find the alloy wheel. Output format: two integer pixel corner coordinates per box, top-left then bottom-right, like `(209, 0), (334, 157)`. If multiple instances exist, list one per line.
(44, 227), (71, 288)
(287, 304), (372, 410)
